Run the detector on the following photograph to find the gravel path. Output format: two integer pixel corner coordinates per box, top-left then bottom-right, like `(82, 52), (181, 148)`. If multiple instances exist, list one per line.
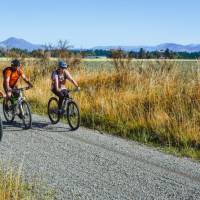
(0, 111), (200, 200)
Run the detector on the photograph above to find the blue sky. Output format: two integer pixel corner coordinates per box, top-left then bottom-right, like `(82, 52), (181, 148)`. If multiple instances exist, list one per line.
(0, 0), (200, 48)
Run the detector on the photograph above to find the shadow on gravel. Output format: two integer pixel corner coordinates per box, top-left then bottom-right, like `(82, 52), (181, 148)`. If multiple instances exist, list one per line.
(32, 121), (71, 133)
(3, 119), (72, 133)
(32, 121), (49, 129)
(2, 121), (24, 132)
(40, 126), (71, 133)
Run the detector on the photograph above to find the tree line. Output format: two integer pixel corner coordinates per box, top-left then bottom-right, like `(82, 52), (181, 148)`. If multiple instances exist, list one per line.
(1, 45), (200, 59)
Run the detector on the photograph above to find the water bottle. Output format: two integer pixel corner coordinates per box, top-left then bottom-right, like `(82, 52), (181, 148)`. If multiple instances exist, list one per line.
(11, 96), (18, 105)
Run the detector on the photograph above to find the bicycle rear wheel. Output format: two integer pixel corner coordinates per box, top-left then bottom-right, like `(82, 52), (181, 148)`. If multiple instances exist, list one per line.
(67, 101), (80, 130)
(48, 97), (60, 124)
(20, 101), (32, 129)
(3, 99), (15, 122)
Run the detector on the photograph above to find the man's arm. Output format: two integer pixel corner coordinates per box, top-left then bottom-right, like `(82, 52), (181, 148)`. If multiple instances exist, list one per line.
(4, 70), (12, 92)
(21, 74), (33, 87)
(5, 77), (12, 91)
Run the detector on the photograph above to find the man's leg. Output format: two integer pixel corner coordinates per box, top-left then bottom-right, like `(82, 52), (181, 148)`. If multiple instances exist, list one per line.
(3, 86), (12, 110)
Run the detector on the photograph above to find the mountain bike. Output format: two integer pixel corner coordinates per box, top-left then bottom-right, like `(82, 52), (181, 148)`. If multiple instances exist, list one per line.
(3, 87), (32, 129)
(48, 89), (80, 130)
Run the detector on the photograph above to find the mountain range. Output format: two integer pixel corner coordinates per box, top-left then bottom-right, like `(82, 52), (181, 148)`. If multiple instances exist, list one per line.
(93, 43), (200, 52)
(0, 37), (43, 51)
(1, 37), (200, 52)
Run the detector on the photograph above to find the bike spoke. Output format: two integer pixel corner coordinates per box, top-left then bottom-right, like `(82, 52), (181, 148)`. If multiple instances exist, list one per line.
(21, 102), (32, 129)
(67, 101), (80, 130)
(48, 97), (60, 124)
(3, 99), (15, 122)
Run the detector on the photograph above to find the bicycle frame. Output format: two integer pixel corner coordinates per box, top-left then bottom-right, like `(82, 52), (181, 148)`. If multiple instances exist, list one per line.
(3, 86), (32, 129)
(17, 91), (25, 115)
(12, 88), (28, 115)
(62, 96), (72, 110)
(61, 89), (77, 110)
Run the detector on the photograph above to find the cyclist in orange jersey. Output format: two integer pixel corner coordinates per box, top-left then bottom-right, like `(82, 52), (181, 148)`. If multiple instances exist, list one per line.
(3, 59), (33, 100)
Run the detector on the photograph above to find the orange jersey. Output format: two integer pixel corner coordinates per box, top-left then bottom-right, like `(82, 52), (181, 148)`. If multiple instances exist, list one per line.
(3, 67), (24, 88)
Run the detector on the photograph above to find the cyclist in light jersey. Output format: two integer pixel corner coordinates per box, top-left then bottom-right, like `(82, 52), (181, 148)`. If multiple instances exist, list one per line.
(51, 61), (80, 111)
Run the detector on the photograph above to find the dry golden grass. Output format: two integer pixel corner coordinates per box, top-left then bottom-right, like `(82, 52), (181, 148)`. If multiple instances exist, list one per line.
(0, 168), (21, 200)
(72, 63), (200, 147)
(0, 59), (200, 197)
(0, 59), (200, 152)
(0, 163), (54, 200)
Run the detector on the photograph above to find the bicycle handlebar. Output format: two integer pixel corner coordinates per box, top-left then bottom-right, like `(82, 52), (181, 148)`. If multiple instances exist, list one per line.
(12, 86), (32, 92)
(68, 88), (81, 93)
(0, 91), (5, 98)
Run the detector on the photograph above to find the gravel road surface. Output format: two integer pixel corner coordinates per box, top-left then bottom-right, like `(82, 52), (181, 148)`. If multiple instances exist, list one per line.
(0, 112), (200, 200)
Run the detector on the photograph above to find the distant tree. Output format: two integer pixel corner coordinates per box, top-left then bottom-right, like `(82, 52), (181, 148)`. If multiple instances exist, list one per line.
(128, 51), (137, 58)
(154, 51), (161, 59)
(146, 51), (152, 59)
(138, 48), (146, 59)
(111, 49), (133, 72)
(56, 40), (73, 58)
(164, 48), (170, 58)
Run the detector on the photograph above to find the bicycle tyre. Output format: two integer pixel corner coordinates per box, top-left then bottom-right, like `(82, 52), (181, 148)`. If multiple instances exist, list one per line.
(48, 97), (60, 124)
(3, 99), (15, 123)
(67, 100), (80, 130)
(21, 101), (32, 129)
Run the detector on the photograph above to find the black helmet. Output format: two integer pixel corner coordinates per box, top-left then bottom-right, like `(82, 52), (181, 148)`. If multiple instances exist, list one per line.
(11, 59), (20, 67)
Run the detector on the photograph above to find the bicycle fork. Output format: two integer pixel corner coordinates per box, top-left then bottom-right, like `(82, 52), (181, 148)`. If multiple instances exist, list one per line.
(17, 97), (24, 117)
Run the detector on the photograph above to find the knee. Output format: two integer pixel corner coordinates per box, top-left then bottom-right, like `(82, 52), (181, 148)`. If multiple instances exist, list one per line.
(6, 92), (12, 99)
(62, 89), (68, 97)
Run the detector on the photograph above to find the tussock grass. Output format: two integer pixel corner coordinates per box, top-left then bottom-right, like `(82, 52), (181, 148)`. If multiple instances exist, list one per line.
(0, 165), (54, 200)
(0, 60), (200, 159)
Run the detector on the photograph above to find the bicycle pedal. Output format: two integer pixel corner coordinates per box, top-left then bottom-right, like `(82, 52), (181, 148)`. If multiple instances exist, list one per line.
(58, 109), (65, 115)
(18, 113), (23, 119)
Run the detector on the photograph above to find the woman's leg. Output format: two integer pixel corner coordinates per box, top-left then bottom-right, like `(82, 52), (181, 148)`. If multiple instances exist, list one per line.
(51, 89), (64, 109)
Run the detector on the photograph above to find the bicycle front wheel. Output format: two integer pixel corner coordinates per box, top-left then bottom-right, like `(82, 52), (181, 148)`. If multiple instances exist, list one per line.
(67, 101), (80, 130)
(20, 101), (32, 129)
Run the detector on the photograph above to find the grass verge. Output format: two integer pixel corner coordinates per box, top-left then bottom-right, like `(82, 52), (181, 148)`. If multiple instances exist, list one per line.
(0, 165), (55, 200)
(1, 59), (200, 161)
(29, 100), (200, 161)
